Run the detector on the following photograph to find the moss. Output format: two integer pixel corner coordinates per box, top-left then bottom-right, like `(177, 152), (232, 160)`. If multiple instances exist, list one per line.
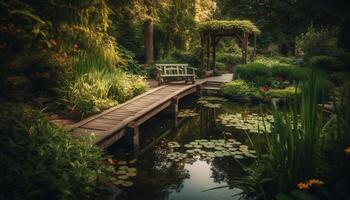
(198, 20), (261, 35)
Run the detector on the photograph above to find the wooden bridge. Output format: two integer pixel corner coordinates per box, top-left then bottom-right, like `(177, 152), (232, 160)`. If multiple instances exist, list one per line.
(71, 74), (233, 149)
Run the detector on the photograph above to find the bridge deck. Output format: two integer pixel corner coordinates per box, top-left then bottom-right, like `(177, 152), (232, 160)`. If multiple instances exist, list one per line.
(71, 74), (233, 148)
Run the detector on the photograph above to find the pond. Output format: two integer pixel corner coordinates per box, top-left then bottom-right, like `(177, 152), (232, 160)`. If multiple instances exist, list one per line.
(109, 95), (271, 200)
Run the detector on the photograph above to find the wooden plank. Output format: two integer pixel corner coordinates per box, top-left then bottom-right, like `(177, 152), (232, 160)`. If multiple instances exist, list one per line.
(96, 129), (126, 148)
(71, 85), (169, 129)
(129, 101), (172, 126)
(72, 128), (106, 138)
(175, 86), (197, 100)
(92, 118), (121, 125)
(82, 121), (116, 131)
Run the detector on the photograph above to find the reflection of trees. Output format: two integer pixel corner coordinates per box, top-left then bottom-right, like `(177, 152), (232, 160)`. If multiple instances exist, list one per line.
(200, 107), (221, 136)
(125, 143), (189, 200)
(210, 158), (247, 187)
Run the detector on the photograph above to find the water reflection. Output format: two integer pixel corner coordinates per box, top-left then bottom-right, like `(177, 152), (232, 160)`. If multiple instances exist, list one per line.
(118, 96), (266, 200)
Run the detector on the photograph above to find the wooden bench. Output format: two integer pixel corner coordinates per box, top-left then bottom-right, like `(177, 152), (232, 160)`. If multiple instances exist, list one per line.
(156, 64), (197, 85)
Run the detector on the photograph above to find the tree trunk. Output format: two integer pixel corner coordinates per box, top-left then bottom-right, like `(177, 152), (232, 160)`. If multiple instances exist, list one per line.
(145, 19), (154, 64)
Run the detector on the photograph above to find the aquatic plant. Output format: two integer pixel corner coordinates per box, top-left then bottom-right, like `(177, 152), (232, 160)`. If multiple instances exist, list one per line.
(165, 139), (256, 161)
(217, 113), (274, 134)
(113, 159), (138, 187)
(177, 109), (199, 118)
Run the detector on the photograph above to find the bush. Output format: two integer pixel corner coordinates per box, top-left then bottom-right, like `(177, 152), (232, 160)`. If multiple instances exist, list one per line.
(0, 104), (116, 199)
(215, 62), (226, 71)
(216, 53), (241, 68)
(266, 86), (298, 98)
(171, 50), (201, 68)
(221, 80), (258, 97)
(236, 63), (272, 86)
(296, 26), (339, 60)
(253, 56), (293, 67)
(288, 67), (310, 82)
(271, 65), (293, 80)
(310, 55), (339, 70)
(62, 69), (147, 117)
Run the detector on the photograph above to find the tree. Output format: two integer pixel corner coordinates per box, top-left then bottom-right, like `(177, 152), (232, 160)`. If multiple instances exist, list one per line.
(129, 0), (170, 64)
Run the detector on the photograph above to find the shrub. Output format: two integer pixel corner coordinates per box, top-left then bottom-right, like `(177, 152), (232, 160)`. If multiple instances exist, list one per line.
(62, 69), (147, 117)
(266, 86), (298, 98)
(310, 55), (339, 71)
(253, 56), (293, 67)
(215, 62), (226, 71)
(171, 50), (201, 68)
(216, 53), (241, 68)
(288, 67), (310, 82)
(296, 26), (338, 60)
(271, 65), (293, 80)
(0, 104), (116, 199)
(236, 63), (272, 86)
(221, 80), (258, 97)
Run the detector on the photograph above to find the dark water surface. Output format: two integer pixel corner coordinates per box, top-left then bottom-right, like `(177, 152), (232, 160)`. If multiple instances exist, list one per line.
(110, 95), (267, 200)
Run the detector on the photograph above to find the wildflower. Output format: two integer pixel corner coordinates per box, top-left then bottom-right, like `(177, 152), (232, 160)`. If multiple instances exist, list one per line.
(297, 182), (309, 190)
(345, 147), (350, 155)
(308, 179), (324, 186)
(73, 43), (79, 49)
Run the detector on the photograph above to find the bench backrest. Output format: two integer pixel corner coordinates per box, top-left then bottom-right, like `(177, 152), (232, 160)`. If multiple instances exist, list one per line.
(156, 64), (194, 76)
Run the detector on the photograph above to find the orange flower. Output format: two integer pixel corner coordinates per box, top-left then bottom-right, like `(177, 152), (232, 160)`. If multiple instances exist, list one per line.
(308, 179), (324, 186)
(345, 147), (350, 155)
(297, 182), (309, 190)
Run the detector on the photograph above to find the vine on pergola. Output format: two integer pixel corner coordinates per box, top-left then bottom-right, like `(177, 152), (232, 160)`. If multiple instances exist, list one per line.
(198, 20), (261, 76)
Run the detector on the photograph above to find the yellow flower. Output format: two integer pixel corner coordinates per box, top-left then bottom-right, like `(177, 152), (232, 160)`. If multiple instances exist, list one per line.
(345, 147), (350, 155)
(297, 182), (310, 190)
(308, 179), (324, 186)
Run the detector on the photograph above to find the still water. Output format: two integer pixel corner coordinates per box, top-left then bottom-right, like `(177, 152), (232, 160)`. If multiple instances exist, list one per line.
(110, 95), (267, 200)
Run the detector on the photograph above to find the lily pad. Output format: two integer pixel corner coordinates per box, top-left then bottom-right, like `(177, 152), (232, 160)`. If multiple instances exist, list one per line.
(121, 181), (134, 187)
(118, 175), (129, 180)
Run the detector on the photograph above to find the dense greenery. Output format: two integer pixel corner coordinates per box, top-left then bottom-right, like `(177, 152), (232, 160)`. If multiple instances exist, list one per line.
(236, 76), (350, 199)
(0, 104), (116, 199)
(1, 0), (350, 199)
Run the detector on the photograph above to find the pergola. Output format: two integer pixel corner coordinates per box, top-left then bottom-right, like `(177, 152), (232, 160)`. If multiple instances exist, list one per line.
(198, 20), (261, 76)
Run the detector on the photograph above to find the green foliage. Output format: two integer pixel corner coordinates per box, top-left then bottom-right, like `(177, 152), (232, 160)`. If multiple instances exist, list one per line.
(236, 63), (272, 86)
(170, 49), (201, 68)
(271, 65), (293, 80)
(310, 55), (339, 71)
(338, 14), (350, 52)
(215, 62), (226, 71)
(0, 104), (115, 199)
(61, 69), (147, 117)
(221, 80), (258, 97)
(296, 26), (339, 60)
(216, 53), (242, 67)
(253, 56), (293, 67)
(288, 67), (310, 82)
(198, 20), (261, 35)
(266, 86), (297, 98)
(260, 75), (324, 194)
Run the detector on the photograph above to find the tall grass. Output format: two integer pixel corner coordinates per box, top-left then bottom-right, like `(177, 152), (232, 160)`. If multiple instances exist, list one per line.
(239, 73), (328, 199)
(264, 75), (323, 193)
(62, 68), (147, 117)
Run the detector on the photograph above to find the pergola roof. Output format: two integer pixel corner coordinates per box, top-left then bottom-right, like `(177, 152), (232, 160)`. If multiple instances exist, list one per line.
(198, 20), (261, 35)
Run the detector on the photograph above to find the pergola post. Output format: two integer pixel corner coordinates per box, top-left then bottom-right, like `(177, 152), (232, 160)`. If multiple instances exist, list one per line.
(206, 34), (210, 71)
(211, 34), (216, 71)
(253, 34), (257, 61)
(200, 32), (204, 77)
(242, 32), (249, 64)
